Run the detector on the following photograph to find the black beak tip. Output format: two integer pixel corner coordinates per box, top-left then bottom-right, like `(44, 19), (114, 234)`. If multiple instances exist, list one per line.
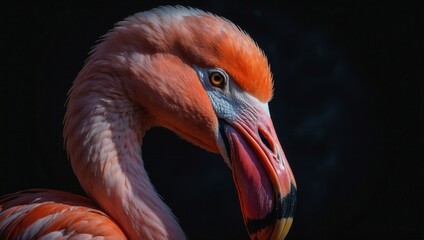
(245, 183), (297, 238)
(278, 183), (297, 219)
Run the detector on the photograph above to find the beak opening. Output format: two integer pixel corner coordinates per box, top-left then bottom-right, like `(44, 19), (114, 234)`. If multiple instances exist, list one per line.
(218, 118), (232, 166)
(218, 116), (296, 240)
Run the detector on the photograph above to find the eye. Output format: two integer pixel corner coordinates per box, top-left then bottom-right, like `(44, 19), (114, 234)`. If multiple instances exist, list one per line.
(209, 71), (226, 88)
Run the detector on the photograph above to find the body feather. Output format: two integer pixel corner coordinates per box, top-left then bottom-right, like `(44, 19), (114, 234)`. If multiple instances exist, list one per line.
(0, 190), (126, 239)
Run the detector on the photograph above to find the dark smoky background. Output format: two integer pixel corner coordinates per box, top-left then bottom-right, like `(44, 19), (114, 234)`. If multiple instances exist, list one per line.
(0, 1), (421, 239)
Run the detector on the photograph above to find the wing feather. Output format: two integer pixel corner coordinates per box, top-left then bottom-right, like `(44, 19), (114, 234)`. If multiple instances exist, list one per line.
(0, 189), (127, 239)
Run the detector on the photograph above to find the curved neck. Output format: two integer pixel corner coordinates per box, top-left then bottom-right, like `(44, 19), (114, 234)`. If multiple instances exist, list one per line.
(64, 68), (186, 240)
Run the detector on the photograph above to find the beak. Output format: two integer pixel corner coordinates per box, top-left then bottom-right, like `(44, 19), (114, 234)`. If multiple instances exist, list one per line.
(219, 111), (296, 240)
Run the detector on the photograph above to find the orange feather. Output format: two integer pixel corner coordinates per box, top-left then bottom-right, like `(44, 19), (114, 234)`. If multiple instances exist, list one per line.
(177, 14), (273, 102)
(0, 190), (127, 239)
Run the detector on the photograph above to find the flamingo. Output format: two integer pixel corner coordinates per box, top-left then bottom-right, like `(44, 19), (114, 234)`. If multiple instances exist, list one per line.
(0, 6), (296, 240)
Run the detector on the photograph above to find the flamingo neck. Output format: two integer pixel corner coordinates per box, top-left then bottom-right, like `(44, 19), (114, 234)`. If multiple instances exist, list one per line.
(64, 71), (186, 240)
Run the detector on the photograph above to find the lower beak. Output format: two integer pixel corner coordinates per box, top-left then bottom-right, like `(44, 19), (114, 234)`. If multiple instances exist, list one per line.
(219, 113), (296, 240)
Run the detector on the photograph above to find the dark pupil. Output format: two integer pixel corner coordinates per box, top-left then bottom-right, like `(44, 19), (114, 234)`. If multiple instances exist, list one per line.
(214, 74), (221, 82)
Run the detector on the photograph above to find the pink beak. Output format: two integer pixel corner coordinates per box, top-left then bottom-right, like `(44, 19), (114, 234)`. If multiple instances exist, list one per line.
(219, 111), (296, 240)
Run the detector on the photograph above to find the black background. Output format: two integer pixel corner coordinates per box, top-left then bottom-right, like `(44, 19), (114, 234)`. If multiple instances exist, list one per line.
(1, 1), (422, 239)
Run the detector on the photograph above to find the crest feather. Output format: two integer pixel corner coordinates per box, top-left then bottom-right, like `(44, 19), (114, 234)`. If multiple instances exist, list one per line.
(113, 6), (274, 102)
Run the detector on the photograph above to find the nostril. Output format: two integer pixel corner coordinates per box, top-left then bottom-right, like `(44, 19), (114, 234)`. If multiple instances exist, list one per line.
(258, 128), (273, 152)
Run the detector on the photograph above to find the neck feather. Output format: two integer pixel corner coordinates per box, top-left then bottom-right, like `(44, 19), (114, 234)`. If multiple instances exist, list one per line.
(64, 66), (185, 240)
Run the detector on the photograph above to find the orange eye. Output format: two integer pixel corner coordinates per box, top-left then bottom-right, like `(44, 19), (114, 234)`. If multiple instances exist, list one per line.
(209, 72), (226, 88)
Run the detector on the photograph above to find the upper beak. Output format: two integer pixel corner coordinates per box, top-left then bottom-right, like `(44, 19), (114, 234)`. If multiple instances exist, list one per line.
(219, 111), (296, 240)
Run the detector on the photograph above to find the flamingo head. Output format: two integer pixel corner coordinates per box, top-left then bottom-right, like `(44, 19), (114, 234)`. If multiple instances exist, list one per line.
(98, 6), (296, 239)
